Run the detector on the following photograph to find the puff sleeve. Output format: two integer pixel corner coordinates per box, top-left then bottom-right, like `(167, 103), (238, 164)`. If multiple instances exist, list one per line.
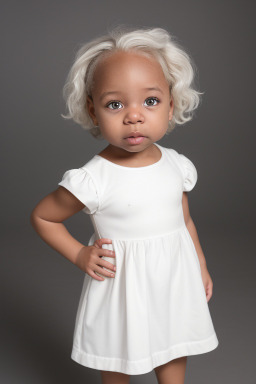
(179, 154), (198, 192)
(58, 168), (99, 214)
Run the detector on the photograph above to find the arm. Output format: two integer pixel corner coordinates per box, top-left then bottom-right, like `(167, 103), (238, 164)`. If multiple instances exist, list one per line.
(30, 186), (87, 266)
(182, 192), (213, 302)
(30, 187), (116, 281)
(182, 192), (206, 268)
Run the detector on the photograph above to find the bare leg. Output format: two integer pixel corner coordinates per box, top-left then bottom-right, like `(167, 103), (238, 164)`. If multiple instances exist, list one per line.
(154, 356), (187, 384)
(100, 370), (130, 384)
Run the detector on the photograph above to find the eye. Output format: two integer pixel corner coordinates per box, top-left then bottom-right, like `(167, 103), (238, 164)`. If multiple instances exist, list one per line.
(106, 101), (123, 110)
(144, 97), (160, 107)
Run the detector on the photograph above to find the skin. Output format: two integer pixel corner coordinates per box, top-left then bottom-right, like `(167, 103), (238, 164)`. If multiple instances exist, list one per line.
(86, 50), (173, 166)
(30, 50), (213, 384)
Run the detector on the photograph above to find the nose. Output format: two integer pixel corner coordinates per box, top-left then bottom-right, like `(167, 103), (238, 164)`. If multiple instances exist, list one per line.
(123, 105), (144, 125)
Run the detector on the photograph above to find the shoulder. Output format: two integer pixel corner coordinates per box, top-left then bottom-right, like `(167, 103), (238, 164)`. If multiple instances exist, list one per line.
(163, 146), (198, 192)
(57, 156), (103, 214)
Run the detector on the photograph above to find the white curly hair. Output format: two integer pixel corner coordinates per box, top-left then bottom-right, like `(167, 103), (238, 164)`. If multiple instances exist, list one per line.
(61, 25), (203, 139)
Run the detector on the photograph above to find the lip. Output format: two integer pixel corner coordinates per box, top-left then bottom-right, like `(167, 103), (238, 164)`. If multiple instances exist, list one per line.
(125, 136), (145, 145)
(124, 131), (145, 139)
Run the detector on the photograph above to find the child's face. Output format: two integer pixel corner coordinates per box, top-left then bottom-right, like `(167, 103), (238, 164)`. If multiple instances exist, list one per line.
(87, 50), (173, 154)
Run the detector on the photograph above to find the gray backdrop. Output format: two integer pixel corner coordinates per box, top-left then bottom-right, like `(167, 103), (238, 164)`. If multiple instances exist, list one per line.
(1, 0), (255, 383)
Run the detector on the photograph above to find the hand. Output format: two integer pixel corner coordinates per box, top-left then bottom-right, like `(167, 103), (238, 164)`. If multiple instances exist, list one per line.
(200, 264), (213, 302)
(75, 238), (116, 281)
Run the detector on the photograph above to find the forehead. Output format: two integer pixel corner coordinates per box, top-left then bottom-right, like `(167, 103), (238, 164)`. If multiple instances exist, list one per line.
(92, 50), (168, 91)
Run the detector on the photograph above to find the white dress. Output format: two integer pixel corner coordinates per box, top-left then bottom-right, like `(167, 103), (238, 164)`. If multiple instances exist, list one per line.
(58, 142), (219, 375)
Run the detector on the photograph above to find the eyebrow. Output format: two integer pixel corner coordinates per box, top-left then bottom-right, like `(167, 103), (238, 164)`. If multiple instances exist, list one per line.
(100, 87), (163, 101)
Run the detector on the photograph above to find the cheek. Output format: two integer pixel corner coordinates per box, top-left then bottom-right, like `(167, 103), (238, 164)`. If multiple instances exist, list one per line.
(161, 104), (172, 121)
(96, 109), (111, 124)
(101, 110), (123, 122)
(97, 112), (121, 131)
(154, 105), (170, 121)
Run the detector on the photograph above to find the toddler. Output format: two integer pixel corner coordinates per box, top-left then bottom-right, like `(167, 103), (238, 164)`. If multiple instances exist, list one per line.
(31, 26), (219, 384)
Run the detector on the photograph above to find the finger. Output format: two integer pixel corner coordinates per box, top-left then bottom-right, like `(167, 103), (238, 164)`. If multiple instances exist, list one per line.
(89, 270), (105, 281)
(95, 248), (115, 258)
(206, 286), (212, 302)
(102, 249), (116, 258)
(96, 238), (113, 248)
(207, 292), (212, 302)
(93, 241), (101, 249)
(93, 239), (107, 248)
(99, 256), (116, 272)
(94, 265), (115, 279)
(207, 283), (212, 295)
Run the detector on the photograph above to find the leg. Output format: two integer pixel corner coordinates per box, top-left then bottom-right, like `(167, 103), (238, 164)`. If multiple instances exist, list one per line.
(100, 370), (130, 384)
(154, 356), (187, 384)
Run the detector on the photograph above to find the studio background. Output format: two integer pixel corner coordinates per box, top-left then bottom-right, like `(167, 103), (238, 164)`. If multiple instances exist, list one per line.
(1, 1), (255, 383)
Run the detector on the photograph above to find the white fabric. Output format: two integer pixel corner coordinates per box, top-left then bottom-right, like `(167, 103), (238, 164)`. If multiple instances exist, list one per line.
(58, 168), (99, 214)
(58, 143), (219, 375)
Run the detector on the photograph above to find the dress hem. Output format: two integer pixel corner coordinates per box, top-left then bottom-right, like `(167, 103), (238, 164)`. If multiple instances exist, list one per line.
(70, 333), (219, 375)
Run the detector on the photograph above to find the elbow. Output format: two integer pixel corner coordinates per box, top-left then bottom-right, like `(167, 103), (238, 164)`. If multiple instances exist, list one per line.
(30, 209), (38, 228)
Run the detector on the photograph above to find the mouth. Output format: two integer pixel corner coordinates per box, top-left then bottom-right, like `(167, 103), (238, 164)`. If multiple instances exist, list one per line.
(125, 136), (146, 145)
(126, 136), (144, 138)
(125, 132), (145, 139)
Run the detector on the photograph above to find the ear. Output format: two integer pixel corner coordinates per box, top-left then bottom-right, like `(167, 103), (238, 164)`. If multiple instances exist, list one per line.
(86, 95), (98, 125)
(169, 97), (174, 121)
